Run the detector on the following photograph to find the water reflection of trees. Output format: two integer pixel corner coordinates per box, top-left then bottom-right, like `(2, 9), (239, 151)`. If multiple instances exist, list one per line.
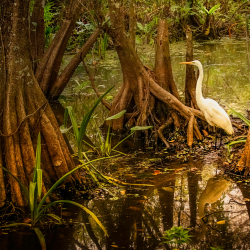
(49, 162), (250, 250)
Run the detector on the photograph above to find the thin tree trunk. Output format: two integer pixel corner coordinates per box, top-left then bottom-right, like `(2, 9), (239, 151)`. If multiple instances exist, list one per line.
(129, 0), (136, 49)
(35, 0), (82, 95)
(48, 28), (102, 100)
(185, 26), (198, 109)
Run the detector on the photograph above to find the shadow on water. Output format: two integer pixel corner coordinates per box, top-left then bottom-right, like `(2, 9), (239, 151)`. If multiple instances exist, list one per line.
(2, 155), (250, 250)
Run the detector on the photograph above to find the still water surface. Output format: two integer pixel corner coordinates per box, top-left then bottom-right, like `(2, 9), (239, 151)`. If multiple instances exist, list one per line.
(1, 38), (250, 249)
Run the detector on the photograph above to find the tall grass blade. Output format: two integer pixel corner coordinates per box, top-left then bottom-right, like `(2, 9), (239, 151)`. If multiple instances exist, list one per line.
(78, 86), (114, 147)
(46, 213), (62, 223)
(34, 227), (46, 250)
(29, 182), (37, 212)
(35, 133), (41, 170)
(37, 169), (43, 197)
(65, 106), (79, 141)
(38, 200), (108, 237)
(0, 223), (31, 228)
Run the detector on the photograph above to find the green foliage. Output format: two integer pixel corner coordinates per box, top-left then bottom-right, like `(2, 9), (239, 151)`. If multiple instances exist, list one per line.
(162, 226), (193, 248)
(137, 16), (159, 44)
(226, 108), (249, 152)
(72, 79), (90, 93)
(210, 247), (223, 250)
(1, 133), (109, 249)
(63, 86), (114, 159)
(44, 1), (59, 47)
(200, 4), (221, 15)
(228, 108), (250, 126)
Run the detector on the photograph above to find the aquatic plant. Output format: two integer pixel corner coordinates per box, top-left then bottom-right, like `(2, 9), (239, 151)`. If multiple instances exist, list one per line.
(63, 86), (114, 160)
(93, 110), (153, 156)
(162, 226), (193, 249)
(226, 108), (249, 152)
(0, 133), (109, 250)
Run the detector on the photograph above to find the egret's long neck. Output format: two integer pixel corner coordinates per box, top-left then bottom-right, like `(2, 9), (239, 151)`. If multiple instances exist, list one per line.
(196, 63), (204, 105)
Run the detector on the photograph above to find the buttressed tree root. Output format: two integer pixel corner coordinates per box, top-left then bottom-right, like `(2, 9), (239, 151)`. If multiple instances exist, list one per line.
(0, 0), (82, 207)
(105, 0), (205, 147)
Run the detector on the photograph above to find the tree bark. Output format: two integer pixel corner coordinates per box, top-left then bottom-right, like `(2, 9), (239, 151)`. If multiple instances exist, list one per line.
(184, 26), (198, 109)
(48, 28), (102, 100)
(30, 0), (45, 72)
(35, 0), (82, 95)
(237, 128), (250, 175)
(107, 0), (204, 144)
(0, 0), (81, 207)
(129, 0), (136, 49)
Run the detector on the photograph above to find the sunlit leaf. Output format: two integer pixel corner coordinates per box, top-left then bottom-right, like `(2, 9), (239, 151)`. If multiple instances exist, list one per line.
(217, 220), (225, 225)
(106, 110), (126, 120)
(34, 227), (46, 250)
(29, 182), (37, 212)
(131, 126), (153, 131)
(37, 169), (43, 198)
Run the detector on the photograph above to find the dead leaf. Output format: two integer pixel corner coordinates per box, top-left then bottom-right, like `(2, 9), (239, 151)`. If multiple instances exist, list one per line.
(162, 187), (174, 192)
(111, 245), (118, 248)
(153, 170), (161, 175)
(23, 218), (32, 224)
(202, 130), (209, 137)
(120, 190), (126, 195)
(217, 220), (225, 225)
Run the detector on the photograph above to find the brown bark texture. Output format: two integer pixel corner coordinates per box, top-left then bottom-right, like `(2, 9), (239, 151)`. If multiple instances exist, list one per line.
(107, 0), (205, 146)
(129, 0), (136, 49)
(184, 26), (198, 109)
(237, 128), (250, 175)
(30, 0), (45, 72)
(48, 28), (102, 100)
(0, 0), (81, 207)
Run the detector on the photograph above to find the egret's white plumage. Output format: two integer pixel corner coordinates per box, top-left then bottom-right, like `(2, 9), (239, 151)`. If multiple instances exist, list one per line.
(181, 60), (234, 135)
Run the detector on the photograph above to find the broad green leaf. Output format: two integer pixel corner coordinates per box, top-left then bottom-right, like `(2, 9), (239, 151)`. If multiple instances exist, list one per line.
(37, 169), (43, 198)
(106, 110), (126, 121)
(29, 182), (37, 212)
(34, 227), (46, 250)
(208, 4), (220, 15)
(131, 126), (153, 131)
(60, 125), (72, 134)
(137, 22), (144, 31)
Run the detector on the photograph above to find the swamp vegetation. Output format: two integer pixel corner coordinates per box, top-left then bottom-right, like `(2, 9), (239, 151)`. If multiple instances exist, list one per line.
(1, 0), (250, 249)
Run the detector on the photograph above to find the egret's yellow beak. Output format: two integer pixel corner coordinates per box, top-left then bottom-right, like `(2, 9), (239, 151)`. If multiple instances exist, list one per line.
(180, 62), (192, 65)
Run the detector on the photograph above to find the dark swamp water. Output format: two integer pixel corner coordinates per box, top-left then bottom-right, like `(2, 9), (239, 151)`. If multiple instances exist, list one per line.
(2, 38), (250, 249)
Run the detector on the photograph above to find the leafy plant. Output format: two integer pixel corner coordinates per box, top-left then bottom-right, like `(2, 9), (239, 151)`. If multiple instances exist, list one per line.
(72, 79), (90, 93)
(93, 110), (153, 156)
(137, 16), (159, 45)
(226, 108), (249, 152)
(0, 133), (109, 250)
(162, 226), (192, 249)
(200, 4), (221, 16)
(63, 86), (114, 160)
(210, 247), (223, 250)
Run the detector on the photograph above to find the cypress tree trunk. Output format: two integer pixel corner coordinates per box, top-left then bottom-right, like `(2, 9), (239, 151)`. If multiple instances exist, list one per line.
(0, 0), (81, 207)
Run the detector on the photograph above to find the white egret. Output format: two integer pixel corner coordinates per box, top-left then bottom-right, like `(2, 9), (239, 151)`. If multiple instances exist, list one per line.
(180, 60), (234, 146)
